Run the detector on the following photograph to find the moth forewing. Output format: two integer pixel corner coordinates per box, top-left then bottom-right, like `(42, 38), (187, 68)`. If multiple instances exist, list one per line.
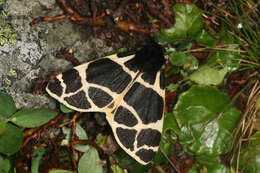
(46, 54), (137, 112)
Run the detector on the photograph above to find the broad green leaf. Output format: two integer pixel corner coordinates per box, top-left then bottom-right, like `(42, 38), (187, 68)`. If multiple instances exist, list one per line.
(160, 3), (204, 41)
(11, 109), (58, 128)
(195, 29), (218, 47)
(0, 155), (11, 173)
(0, 92), (16, 118)
(0, 119), (6, 135)
(169, 52), (187, 66)
(189, 66), (228, 85)
(60, 104), (74, 113)
(0, 123), (23, 155)
(31, 147), (46, 173)
(78, 147), (104, 173)
(49, 170), (74, 173)
(114, 150), (151, 173)
(111, 165), (126, 173)
(153, 133), (174, 164)
(173, 85), (242, 156)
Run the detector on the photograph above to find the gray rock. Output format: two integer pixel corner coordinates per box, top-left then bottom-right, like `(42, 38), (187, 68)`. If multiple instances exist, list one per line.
(0, 0), (112, 110)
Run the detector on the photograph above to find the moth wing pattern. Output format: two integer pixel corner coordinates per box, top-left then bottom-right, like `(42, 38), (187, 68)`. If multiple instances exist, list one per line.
(46, 44), (166, 165)
(46, 54), (138, 112)
(105, 70), (165, 165)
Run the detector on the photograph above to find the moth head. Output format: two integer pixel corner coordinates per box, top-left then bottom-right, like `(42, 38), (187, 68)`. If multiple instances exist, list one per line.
(132, 43), (165, 74)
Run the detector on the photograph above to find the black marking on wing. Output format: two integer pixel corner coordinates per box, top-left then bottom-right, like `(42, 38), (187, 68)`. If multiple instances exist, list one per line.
(86, 58), (132, 94)
(47, 78), (63, 97)
(136, 149), (156, 163)
(114, 106), (138, 127)
(88, 87), (113, 108)
(62, 69), (82, 94)
(124, 43), (165, 74)
(141, 72), (156, 85)
(64, 90), (91, 109)
(137, 129), (161, 147)
(124, 58), (138, 72)
(116, 127), (137, 151)
(159, 70), (165, 90)
(124, 82), (163, 124)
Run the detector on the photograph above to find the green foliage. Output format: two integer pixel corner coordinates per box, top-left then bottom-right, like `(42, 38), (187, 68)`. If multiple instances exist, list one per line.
(233, 132), (260, 173)
(156, 3), (204, 43)
(62, 123), (89, 152)
(0, 92), (58, 157)
(172, 85), (242, 156)
(111, 165), (126, 173)
(114, 150), (151, 173)
(0, 91), (16, 118)
(31, 147), (46, 173)
(153, 133), (174, 164)
(189, 65), (228, 85)
(11, 109), (58, 128)
(153, 3), (217, 47)
(0, 123), (23, 155)
(49, 170), (74, 173)
(60, 103), (75, 113)
(0, 154), (11, 173)
(78, 147), (104, 173)
(0, 119), (6, 135)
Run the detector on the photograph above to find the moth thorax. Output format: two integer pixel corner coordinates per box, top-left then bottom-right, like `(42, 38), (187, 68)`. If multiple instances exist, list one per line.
(133, 44), (165, 74)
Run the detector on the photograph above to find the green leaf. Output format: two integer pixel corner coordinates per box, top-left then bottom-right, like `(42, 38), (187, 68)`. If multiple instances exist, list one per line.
(205, 162), (231, 173)
(0, 155), (11, 173)
(163, 113), (180, 134)
(169, 52), (188, 66)
(114, 150), (151, 173)
(49, 170), (74, 173)
(153, 133), (174, 164)
(0, 92), (16, 118)
(173, 85), (242, 156)
(0, 123), (23, 155)
(195, 29), (218, 47)
(0, 119), (6, 135)
(166, 83), (179, 93)
(111, 165), (126, 173)
(189, 66), (228, 85)
(208, 44), (241, 72)
(62, 123), (89, 152)
(78, 147), (104, 173)
(160, 3), (204, 41)
(60, 104), (74, 113)
(11, 109), (58, 128)
(233, 132), (260, 173)
(187, 164), (200, 173)
(31, 147), (46, 173)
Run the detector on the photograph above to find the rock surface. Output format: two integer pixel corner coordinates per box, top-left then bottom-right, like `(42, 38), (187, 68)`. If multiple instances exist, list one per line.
(0, 0), (112, 110)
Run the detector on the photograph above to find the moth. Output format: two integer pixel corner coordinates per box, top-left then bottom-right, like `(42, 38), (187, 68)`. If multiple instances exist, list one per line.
(46, 43), (165, 165)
